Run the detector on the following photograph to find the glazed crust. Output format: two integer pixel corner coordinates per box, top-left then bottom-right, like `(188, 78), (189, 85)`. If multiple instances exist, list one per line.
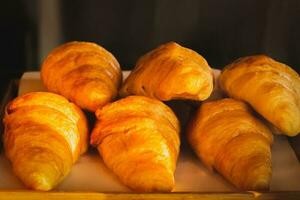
(188, 98), (273, 191)
(3, 92), (88, 191)
(90, 96), (180, 192)
(220, 55), (300, 136)
(120, 42), (213, 101)
(41, 41), (122, 112)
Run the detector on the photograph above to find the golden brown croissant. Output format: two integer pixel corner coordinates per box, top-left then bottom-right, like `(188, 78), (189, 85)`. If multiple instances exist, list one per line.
(90, 96), (180, 192)
(187, 98), (273, 190)
(219, 55), (300, 136)
(3, 92), (88, 191)
(120, 42), (213, 101)
(41, 41), (122, 112)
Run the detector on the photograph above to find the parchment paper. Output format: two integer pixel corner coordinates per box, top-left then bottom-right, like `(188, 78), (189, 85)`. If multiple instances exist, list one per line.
(0, 70), (299, 192)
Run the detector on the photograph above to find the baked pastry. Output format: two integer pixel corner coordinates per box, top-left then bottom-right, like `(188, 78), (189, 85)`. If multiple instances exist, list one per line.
(220, 55), (300, 136)
(90, 96), (180, 192)
(3, 92), (88, 191)
(120, 42), (213, 101)
(187, 98), (273, 190)
(41, 41), (122, 112)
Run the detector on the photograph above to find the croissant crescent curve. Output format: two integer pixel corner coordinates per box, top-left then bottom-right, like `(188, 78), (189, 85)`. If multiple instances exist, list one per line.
(90, 96), (180, 192)
(3, 92), (88, 191)
(219, 55), (300, 136)
(120, 42), (214, 101)
(187, 98), (273, 190)
(41, 41), (122, 112)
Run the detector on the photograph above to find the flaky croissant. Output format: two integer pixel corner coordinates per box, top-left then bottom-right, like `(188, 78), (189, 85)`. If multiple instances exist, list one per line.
(120, 42), (213, 101)
(188, 98), (273, 190)
(41, 41), (122, 112)
(3, 92), (88, 191)
(90, 96), (180, 192)
(220, 55), (300, 136)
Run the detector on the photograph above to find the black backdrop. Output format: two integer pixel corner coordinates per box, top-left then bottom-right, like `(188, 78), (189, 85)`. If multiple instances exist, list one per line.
(61, 0), (300, 71)
(1, 0), (300, 73)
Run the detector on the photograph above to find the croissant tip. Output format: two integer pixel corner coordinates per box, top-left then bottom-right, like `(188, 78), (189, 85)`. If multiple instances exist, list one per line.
(26, 172), (54, 191)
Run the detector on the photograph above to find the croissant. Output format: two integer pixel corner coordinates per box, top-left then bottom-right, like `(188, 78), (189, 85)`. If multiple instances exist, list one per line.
(90, 96), (180, 192)
(3, 92), (88, 191)
(120, 42), (213, 101)
(41, 41), (122, 112)
(219, 55), (300, 136)
(187, 98), (273, 190)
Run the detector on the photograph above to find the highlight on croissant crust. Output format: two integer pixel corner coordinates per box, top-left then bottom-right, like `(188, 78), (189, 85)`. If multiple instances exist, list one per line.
(187, 98), (273, 191)
(41, 41), (122, 112)
(3, 92), (88, 191)
(120, 42), (214, 101)
(219, 55), (300, 136)
(90, 96), (180, 192)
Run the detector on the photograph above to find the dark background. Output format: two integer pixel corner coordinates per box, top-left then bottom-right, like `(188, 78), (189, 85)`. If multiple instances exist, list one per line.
(61, 0), (300, 71)
(1, 0), (300, 78)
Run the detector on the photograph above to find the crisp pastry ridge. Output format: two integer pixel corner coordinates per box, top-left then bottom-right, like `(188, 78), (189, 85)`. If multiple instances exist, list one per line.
(41, 41), (122, 112)
(219, 55), (300, 136)
(187, 98), (273, 190)
(3, 92), (88, 191)
(120, 42), (213, 101)
(90, 95), (180, 192)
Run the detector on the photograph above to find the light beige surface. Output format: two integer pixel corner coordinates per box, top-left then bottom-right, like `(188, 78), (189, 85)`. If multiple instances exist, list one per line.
(0, 70), (299, 192)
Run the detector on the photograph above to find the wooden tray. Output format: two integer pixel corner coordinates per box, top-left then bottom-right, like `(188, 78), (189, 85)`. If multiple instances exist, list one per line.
(0, 71), (300, 200)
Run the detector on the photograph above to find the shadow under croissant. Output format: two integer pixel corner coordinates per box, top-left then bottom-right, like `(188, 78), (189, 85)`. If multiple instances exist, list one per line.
(0, 80), (19, 153)
(165, 100), (198, 151)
